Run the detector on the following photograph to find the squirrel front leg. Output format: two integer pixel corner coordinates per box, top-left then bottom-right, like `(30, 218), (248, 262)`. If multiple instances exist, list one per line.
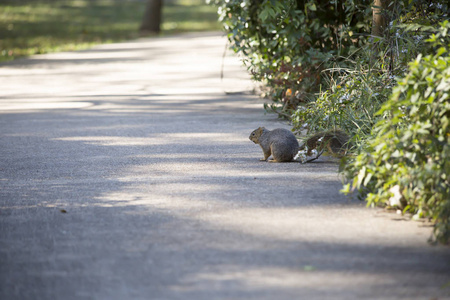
(260, 147), (271, 161)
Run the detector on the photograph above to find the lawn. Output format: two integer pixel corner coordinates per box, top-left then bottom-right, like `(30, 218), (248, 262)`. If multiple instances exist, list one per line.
(0, 0), (221, 62)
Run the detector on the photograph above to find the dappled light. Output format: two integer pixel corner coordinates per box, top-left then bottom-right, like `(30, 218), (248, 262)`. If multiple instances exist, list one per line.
(0, 34), (252, 113)
(0, 100), (93, 110)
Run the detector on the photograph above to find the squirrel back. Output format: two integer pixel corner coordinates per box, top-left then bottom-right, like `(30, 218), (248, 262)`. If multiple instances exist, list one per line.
(249, 127), (299, 162)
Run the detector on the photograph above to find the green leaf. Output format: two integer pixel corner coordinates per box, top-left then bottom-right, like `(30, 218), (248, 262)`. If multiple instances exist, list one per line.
(363, 172), (373, 186)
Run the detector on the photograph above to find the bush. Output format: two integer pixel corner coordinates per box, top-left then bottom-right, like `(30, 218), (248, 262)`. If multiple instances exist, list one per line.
(209, 0), (449, 119)
(207, 0), (372, 109)
(291, 0), (449, 136)
(341, 21), (450, 243)
(291, 62), (395, 136)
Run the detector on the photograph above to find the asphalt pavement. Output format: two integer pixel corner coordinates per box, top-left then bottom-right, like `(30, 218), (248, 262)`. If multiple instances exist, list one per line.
(0, 32), (449, 300)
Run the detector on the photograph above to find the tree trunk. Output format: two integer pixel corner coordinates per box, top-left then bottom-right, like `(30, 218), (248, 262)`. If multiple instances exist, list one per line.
(371, 0), (390, 38)
(370, 0), (393, 63)
(140, 0), (163, 34)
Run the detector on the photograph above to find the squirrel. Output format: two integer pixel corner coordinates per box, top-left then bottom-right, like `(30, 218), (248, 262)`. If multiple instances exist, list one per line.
(249, 127), (299, 162)
(298, 129), (351, 162)
(249, 127), (350, 163)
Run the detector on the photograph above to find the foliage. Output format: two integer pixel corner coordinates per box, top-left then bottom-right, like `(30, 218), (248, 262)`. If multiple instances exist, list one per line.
(208, 0), (449, 123)
(291, 62), (395, 137)
(341, 21), (450, 243)
(0, 0), (220, 62)
(292, 0), (449, 137)
(207, 0), (373, 109)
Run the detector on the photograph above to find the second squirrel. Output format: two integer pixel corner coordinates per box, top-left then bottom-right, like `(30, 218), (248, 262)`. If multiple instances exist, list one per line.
(297, 129), (351, 162)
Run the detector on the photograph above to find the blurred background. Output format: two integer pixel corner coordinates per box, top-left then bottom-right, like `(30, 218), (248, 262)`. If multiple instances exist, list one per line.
(0, 0), (221, 62)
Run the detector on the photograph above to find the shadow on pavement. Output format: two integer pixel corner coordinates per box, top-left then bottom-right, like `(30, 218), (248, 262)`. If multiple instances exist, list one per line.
(1, 33), (449, 300)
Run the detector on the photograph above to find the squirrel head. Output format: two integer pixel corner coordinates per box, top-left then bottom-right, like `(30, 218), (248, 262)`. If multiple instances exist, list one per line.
(249, 127), (265, 144)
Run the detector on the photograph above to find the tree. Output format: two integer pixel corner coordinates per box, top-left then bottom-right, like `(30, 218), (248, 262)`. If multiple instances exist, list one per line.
(140, 0), (163, 34)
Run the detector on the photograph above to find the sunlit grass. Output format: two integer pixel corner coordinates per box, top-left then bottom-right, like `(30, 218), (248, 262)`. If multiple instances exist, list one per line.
(162, 4), (219, 33)
(0, 0), (221, 62)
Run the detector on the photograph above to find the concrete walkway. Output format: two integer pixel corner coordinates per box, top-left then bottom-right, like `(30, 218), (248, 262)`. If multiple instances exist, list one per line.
(0, 32), (449, 300)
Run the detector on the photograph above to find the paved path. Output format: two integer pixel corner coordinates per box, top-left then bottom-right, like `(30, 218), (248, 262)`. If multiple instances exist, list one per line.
(0, 32), (449, 300)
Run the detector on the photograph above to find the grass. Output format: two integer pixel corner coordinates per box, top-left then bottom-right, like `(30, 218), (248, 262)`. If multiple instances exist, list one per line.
(0, 0), (221, 62)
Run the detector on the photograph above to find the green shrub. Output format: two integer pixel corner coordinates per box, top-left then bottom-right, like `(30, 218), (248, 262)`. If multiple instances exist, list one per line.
(290, 0), (449, 147)
(209, 0), (448, 120)
(291, 62), (395, 136)
(341, 21), (450, 243)
(207, 0), (372, 108)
